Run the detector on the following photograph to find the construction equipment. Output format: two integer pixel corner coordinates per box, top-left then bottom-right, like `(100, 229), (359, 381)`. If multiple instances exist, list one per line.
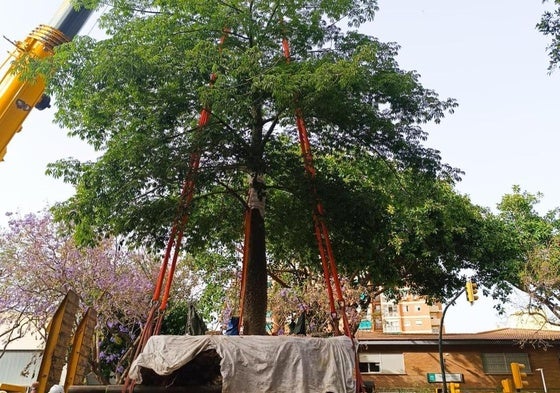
(64, 308), (98, 393)
(0, 3), (93, 386)
(0, 384), (26, 393)
(36, 291), (80, 393)
(0, 291), (96, 393)
(0, 0), (92, 160)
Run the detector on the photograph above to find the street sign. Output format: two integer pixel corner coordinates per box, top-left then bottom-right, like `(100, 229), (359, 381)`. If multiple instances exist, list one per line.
(427, 373), (464, 383)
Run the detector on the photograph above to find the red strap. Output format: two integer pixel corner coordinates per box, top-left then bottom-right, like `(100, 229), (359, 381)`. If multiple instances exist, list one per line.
(281, 33), (366, 393)
(154, 30), (229, 317)
(281, 36), (351, 337)
(125, 33), (231, 388)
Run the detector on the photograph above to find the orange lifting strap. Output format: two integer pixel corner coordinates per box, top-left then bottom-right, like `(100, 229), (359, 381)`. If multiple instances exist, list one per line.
(280, 36), (351, 338)
(123, 31), (229, 393)
(281, 34), (365, 393)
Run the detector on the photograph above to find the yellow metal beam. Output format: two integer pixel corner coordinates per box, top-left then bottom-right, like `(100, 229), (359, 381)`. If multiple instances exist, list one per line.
(0, 383), (27, 393)
(64, 308), (97, 391)
(37, 290), (80, 393)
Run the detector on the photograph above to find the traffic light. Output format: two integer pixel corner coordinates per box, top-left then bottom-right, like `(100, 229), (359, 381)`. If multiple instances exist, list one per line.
(511, 362), (528, 390)
(465, 280), (479, 303)
(448, 383), (461, 393)
(501, 378), (514, 393)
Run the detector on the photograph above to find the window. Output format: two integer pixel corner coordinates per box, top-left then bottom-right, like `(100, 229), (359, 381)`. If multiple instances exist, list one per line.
(415, 320), (423, 325)
(481, 353), (531, 374)
(359, 353), (405, 374)
(359, 360), (380, 373)
(384, 320), (400, 333)
(404, 305), (409, 312)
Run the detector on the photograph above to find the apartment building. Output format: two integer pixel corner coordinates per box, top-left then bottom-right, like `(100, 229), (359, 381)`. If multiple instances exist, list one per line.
(363, 292), (443, 334)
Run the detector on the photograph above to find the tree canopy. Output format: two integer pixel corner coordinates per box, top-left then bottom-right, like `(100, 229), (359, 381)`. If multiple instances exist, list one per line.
(496, 186), (560, 324)
(33, 0), (521, 332)
(0, 211), (157, 329)
(0, 212), (140, 380)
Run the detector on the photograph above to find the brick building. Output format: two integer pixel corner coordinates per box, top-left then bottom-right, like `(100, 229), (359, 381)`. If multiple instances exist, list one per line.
(356, 328), (560, 392)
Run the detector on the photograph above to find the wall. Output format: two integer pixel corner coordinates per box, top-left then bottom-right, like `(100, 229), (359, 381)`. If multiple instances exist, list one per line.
(360, 343), (560, 391)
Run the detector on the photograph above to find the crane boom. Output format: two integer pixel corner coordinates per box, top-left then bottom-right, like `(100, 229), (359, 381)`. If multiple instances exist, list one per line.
(0, 0), (92, 161)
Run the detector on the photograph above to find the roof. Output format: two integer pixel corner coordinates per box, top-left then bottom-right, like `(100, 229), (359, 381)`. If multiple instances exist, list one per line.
(356, 328), (560, 346)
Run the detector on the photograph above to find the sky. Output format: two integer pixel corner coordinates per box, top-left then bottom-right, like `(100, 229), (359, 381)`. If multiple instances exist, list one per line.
(367, 1), (560, 215)
(365, 1), (560, 332)
(0, 1), (558, 332)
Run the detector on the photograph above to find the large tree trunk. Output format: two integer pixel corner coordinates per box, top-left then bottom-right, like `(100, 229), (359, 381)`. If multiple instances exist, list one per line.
(241, 175), (268, 335)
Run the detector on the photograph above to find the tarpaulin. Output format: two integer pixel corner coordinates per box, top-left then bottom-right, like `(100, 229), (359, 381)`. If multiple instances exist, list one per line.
(128, 335), (356, 393)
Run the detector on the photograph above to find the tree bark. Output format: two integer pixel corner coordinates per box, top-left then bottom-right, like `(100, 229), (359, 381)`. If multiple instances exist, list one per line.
(241, 176), (268, 335)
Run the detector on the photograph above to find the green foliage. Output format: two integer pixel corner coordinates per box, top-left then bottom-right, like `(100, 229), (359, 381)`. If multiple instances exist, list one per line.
(496, 186), (560, 320)
(520, 234), (560, 325)
(40, 0), (519, 323)
(538, 0), (560, 71)
(159, 300), (208, 335)
(497, 185), (560, 249)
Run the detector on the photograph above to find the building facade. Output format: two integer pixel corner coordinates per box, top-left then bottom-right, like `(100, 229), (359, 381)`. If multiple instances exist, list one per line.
(357, 328), (560, 392)
(0, 323), (42, 386)
(367, 293), (443, 334)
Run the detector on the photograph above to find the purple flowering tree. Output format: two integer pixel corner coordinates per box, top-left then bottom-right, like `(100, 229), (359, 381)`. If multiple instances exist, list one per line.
(0, 210), (201, 382)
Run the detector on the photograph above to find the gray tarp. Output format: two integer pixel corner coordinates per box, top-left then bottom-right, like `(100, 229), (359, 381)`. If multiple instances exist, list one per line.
(128, 335), (357, 393)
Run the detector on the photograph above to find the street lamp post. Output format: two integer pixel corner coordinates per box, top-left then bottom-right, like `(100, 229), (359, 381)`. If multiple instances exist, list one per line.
(536, 368), (547, 393)
(438, 289), (465, 393)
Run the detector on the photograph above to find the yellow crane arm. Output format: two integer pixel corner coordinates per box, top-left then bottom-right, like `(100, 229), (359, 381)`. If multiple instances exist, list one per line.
(0, 0), (92, 161)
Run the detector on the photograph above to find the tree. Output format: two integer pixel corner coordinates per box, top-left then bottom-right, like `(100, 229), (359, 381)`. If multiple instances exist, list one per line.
(0, 210), (202, 382)
(38, 0), (516, 334)
(496, 186), (560, 324)
(520, 237), (560, 326)
(538, 0), (560, 71)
